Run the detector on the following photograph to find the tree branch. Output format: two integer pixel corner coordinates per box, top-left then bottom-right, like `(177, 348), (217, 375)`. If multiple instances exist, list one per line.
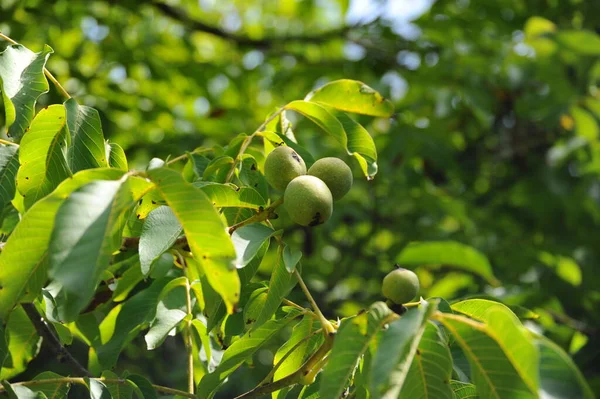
(21, 304), (91, 377)
(151, 1), (352, 49)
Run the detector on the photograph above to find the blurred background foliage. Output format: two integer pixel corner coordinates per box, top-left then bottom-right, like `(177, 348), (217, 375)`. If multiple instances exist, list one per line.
(2, 0), (600, 396)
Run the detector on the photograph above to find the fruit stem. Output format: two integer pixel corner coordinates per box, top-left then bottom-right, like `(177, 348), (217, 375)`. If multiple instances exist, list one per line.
(225, 108), (285, 183)
(0, 32), (71, 99)
(228, 198), (283, 234)
(293, 269), (336, 335)
(0, 138), (18, 146)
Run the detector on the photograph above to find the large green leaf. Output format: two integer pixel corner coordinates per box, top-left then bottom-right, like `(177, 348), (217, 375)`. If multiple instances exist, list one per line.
(284, 100), (378, 178)
(0, 168), (125, 321)
(0, 144), (19, 210)
(144, 279), (187, 350)
(451, 299), (539, 393)
(17, 104), (72, 209)
(148, 168), (238, 313)
(306, 79), (394, 117)
(139, 206), (182, 276)
(435, 312), (537, 399)
(64, 98), (108, 172)
(319, 302), (393, 399)
(398, 321), (453, 399)
(0, 382), (46, 399)
(0, 44), (52, 140)
(370, 301), (436, 398)
(535, 335), (594, 399)
(396, 241), (499, 285)
(197, 309), (302, 399)
(0, 306), (40, 379)
(101, 370), (133, 399)
(48, 176), (153, 321)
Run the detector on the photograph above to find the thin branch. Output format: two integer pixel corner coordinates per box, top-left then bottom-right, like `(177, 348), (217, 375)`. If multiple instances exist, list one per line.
(178, 252), (195, 395)
(0, 139), (18, 146)
(151, 1), (351, 49)
(227, 198), (284, 235)
(293, 270), (335, 335)
(21, 304), (92, 377)
(0, 32), (71, 99)
(0, 377), (195, 398)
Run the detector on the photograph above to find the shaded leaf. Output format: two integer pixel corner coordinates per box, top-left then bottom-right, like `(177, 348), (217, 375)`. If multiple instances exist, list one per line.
(64, 98), (108, 172)
(85, 378), (111, 399)
(0, 44), (52, 140)
(102, 370), (133, 399)
(555, 30), (600, 55)
(31, 371), (71, 399)
(0, 145), (19, 210)
(231, 224), (278, 269)
(107, 142), (128, 171)
(139, 206), (182, 276)
(0, 306), (40, 379)
(450, 380), (478, 399)
(282, 245), (302, 273)
(126, 375), (157, 399)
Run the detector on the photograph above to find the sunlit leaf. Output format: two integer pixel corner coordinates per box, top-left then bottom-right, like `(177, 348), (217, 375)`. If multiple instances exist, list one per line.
(396, 241), (499, 285)
(0, 306), (40, 379)
(306, 79), (394, 117)
(231, 224), (278, 269)
(192, 181), (266, 210)
(450, 380), (478, 399)
(148, 168), (238, 313)
(0, 144), (19, 210)
(555, 30), (600, 55)
(106, 142), (128, 171)
(17, 104), (72, 209)
(0, 44), (52, 140)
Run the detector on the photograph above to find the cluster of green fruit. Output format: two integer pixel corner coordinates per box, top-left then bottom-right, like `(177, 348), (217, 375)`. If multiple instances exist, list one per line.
(264, 146), (353, 226)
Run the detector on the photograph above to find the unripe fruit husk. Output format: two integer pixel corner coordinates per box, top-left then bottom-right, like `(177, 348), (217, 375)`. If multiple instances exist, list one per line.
(382, 268), (419, 305)
(264, 146), (307, 192)
(308, 157), (353, 201)
(284, 175), (333, 226)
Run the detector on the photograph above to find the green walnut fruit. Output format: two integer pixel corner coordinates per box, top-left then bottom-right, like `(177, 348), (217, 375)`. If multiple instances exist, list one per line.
(308, 157), (353, 201)
(284, 175), (333, 226)
(264, 146), (307, 192)
(382, 268), (420, 305)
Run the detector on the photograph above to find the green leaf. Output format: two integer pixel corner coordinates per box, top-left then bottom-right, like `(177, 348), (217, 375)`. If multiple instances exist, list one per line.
(64, 98), (108, 172)
(30, 371), (71, 399)
(48, 177), (153, 321)
(0, 144), (19, 210)
(0, 44), (52, 140)
(450, 380), (478, 399)
(0, 324), (6, 370)
(253, 245), (297, 329)
(555, 30), (600, 55)
(17, 104), (72, 209)
(197, 309), (302, 399)
(451, 299), (540, 393)
(239, 239), (270, 287)
(273, 315), (318, 396)
(570, 106), (599, 141)
(320, 302), (393, 399)
(0, 382), (46, 399)
(283, 244), (302, 273)
(182, 153), (210, 181)
(107, 142), (128, 171)
(535, 334), (594, 399)
(370, 301), (436, 398)
(139, 206), (182, 276)
(231, 224), (278, 269)
(238, 155), (269, 200)
(306, 79), (394, 117)
(0, 168), (125, 321)
(96, 278), (168, 368)
(148, 168), (238, 313)
(102, 370), (133, 399)
(144, 300), (186, 350)
(126, 375), (157, 399)
(398, 321), (453, 399)
(396, 241), (500, 286)
(436, 311), (538, 399)
(85, 378), (111, 399)
(112, 258), (144, 302)
(193, 181), (266, 210)
(0, 306), (40, 379)
(284, 100), (377, 178)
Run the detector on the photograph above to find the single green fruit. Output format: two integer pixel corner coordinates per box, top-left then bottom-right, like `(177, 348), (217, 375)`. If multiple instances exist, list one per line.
(308, 157), (353, 201)
(264, 146), (307, 192)
(284, 175), (333, 226)
(382, 268), (420, 305)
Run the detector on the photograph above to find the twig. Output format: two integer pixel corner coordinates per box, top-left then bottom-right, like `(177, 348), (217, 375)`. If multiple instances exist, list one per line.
(0, 139), (18, 146)
(227, 198), (284, 234)
(293, 270), (335, 335)
(177, 252), (195, 395)
(151, 1), (352, 49)
(21, 304), (91, 377)
(0, 377), (195, 398)
(0, 32), (71, 99)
